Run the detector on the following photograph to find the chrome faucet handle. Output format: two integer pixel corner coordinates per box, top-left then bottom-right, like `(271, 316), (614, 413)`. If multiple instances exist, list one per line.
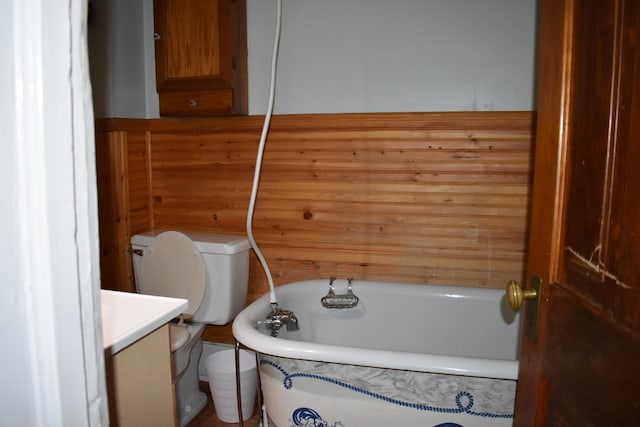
(264, 307), (299, 336)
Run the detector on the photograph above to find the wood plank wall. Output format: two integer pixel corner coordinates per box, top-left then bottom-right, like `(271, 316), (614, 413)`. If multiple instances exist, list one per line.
(96, 112), (534, 343)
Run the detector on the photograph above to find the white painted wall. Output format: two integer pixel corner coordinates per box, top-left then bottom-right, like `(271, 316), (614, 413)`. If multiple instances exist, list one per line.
(1, 0), (106, 425)
(248, 0), (537, 115)
(89, 0), (153, 118)
(90, 0), (537, 118)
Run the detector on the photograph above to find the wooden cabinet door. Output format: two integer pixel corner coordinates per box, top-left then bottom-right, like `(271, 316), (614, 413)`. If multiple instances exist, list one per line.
(153, 0), (246, 116)
(515, 0), (640, 424)
(106, 325), (177, 427)
(154, 0), (232, 92)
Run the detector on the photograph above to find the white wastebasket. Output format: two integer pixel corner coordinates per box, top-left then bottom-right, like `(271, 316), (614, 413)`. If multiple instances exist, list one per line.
(205, 349), (257, 423)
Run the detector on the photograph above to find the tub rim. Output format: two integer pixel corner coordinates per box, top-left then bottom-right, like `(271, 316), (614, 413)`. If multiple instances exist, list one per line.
(232, 281), (519, 380)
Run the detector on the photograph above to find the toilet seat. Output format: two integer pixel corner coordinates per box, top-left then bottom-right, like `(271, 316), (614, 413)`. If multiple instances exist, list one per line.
(139, 231), (206, 317)
(170, 323), (190, 352)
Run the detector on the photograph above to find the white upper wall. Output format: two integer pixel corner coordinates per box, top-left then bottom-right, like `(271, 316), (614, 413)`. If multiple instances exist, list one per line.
(249, 0), (537, 115)
(89, 0), (537, 118)
(89, 0), (152, 118)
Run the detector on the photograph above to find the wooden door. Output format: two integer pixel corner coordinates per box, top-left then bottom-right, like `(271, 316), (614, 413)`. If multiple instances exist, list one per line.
(514, 0), (640, 425)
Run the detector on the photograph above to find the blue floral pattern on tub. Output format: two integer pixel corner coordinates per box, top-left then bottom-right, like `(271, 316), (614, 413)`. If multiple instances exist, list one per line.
(289, 409), (464, 427)
(291, 407), (343, 427)
(262, 355), (515, 420)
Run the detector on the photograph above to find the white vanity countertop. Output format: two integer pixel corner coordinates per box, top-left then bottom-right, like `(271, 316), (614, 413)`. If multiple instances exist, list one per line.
(101, 290), (188, 355)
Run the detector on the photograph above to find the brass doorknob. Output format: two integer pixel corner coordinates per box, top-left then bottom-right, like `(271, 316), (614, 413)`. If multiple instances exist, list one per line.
(506, 279), (537, 311)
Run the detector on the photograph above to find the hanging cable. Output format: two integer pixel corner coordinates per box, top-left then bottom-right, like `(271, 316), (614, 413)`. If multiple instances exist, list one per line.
(246, 0), (282, 307)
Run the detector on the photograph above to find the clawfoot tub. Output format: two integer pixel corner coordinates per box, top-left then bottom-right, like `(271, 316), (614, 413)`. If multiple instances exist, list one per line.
(233, 279), (521, 427)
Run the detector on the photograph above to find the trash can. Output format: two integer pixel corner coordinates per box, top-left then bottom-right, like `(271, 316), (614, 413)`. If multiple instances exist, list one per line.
(205, 349), (257, 423)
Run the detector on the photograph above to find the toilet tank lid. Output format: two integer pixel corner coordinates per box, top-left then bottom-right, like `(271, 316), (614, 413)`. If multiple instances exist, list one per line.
(132, 230), (250, 255)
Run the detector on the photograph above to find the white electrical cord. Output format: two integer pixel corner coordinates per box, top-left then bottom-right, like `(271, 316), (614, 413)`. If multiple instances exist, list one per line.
(246, 0), (282, 306)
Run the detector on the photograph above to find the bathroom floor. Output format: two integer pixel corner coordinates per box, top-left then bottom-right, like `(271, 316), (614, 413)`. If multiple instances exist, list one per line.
(189, 382), (261, 427)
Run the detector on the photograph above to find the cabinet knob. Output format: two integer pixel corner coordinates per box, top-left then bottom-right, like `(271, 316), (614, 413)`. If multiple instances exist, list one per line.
(153, 32), (161, 41)
(188, 99), (198, 107)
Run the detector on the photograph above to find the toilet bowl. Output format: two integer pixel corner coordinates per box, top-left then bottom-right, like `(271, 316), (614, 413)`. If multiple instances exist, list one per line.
(171, 323), (196, 379)
(131, 230), (250, 427)
(170, 322), (207, 425)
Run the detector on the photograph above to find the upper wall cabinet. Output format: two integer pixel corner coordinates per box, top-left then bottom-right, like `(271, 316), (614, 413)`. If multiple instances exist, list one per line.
(153, 0), (247, 116)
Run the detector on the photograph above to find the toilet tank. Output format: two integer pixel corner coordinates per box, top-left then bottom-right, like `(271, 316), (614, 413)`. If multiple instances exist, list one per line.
(131, 230), (251, 325)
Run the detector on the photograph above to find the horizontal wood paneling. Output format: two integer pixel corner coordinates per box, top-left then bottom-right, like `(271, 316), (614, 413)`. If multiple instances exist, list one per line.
(96, 112), (534, 342)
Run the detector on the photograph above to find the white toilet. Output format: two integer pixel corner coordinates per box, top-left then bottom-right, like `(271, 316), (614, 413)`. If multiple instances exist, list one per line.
(131, 230), (250, 427)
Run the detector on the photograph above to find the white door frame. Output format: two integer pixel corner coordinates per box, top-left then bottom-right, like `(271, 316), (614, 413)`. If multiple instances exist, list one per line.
(1, 0), (107, 425)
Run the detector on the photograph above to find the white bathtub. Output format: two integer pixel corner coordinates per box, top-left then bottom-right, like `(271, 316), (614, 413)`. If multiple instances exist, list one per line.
(233, 279), (522, 427)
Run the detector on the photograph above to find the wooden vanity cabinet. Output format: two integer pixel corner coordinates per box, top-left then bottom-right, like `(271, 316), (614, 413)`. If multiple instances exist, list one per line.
(153, 0), (247, 116)
(106, 324), (177, 427)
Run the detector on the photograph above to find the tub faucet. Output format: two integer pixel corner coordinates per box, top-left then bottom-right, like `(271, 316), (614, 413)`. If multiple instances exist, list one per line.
(264, 306), (299, 337)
